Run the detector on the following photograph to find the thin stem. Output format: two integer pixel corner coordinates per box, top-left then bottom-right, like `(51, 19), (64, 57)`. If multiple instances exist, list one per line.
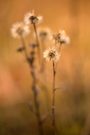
(33, 23), (41, 64)
(30, 64), (44, 135)
(52, 61), (56, 135)
(40, 41), (46, 72)
(55, 43), (62, 69)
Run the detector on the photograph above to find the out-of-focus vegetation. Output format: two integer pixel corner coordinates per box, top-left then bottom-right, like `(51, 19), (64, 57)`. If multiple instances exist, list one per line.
(0, 0), (90, 135)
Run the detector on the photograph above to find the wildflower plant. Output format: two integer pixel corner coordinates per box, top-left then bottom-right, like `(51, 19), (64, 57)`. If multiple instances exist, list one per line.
(43, 47), (60, 134)
(43, 31), (70, 134)
(11, 10), (70, 135)
(11, 13), (44, 135)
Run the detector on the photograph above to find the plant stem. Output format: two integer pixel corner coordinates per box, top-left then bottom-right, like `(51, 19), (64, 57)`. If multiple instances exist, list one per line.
(20, 36), (44, 135)
(30, 63), (44, 135)
(40, 41), (45, 72)
(33, 23), (41, 64)
(52, 61), (56, 135)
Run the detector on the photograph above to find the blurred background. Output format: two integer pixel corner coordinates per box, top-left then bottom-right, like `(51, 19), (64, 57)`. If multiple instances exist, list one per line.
(0, 0), (90, 135)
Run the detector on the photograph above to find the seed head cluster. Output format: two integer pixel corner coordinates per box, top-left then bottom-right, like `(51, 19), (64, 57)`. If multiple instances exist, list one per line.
(11, 10), (70, 63)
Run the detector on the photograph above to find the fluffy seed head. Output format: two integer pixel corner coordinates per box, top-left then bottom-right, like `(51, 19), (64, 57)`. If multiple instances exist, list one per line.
(24, 10), (43, 25)
(11, 22), (30, 38)
(53, 30), (70, 44)
(43, 47), (60, 62)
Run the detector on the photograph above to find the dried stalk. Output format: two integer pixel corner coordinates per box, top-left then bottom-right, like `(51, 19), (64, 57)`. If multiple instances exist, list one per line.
(52, 61), (56, 135)
(33, 23), (41, 65)
(30, 60), (44, 135)
(20, 36), (44, 135)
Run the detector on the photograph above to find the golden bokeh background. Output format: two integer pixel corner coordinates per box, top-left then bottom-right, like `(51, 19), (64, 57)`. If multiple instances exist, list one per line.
(0, 0), (90, 135)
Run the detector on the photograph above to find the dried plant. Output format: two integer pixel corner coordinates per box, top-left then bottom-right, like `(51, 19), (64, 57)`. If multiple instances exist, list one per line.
(43, 47), (60, 134)
(11, 16), (44, 135)
(11, 10), (70, 135)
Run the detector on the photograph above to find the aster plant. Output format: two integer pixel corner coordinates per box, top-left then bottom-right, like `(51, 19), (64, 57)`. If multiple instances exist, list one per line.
(11, 15), (44, 135)
(11, 10), (70, 135)
(43, 47), (60, 135)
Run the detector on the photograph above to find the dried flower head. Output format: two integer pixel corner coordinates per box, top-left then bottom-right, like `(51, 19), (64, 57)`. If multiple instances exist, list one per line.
(37, 27), (52, 41)
(24, 10), (43, 25)
(43, 47), (60, 62)
(11, 22), (30, 38)
(53, 30), (70, 44)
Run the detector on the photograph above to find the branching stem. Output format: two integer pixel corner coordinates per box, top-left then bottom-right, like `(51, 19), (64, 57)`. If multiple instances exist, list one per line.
(20, 36), (44, 135)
